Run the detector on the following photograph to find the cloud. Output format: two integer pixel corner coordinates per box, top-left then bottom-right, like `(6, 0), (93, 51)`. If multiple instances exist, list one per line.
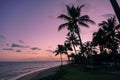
(24, 46), (30, 48)
(45, 49), (53, 53)
(11, 43), (24, 48)
(6, 44), (9, 46)
(30, 47), (41, 50)
(16, 50), (22, 52)
(18, 40), (25, 44)
(102, 14), (115, 18)
(3, 47), (22, 52)
(3, 48), (14, 51)
(0, 35), (6, 39)
(11, 43), (30, 49)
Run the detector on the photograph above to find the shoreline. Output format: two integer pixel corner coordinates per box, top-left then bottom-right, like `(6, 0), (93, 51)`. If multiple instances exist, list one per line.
(9, 65), (61, 80)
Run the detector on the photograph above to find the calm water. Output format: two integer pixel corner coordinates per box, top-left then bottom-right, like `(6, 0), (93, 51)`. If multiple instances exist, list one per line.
(0, 61), (65, 80)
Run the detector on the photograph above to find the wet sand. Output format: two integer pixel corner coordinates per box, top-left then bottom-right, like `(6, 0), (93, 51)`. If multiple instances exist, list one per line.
(10, 66), (60, 80)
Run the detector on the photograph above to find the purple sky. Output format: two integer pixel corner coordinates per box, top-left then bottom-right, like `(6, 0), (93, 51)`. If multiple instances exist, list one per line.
(0, 0), (120, 61)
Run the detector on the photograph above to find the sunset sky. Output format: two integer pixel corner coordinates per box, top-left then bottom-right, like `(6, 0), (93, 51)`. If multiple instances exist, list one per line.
(0, 0), (120, 61)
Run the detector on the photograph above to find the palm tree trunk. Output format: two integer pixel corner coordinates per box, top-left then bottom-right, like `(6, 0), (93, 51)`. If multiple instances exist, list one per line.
(67, 55), (70, 62)
(99, 45), (104, 54)
(72, 41), (77, 54)
(77, 31), (83, 50)
(76, 27), (86, 68)
(90, 48), (94, 70)
(60, 54), (63, 66)
(76, 28), (83, 53)
(110, 0), (120, 23)
(112, 49), (118, 70)
(112, 35), (119, 70)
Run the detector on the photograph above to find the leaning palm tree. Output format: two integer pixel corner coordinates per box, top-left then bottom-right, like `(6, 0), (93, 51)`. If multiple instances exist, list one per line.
(54, 45), (67, 66)
(58, 4), (95, 54)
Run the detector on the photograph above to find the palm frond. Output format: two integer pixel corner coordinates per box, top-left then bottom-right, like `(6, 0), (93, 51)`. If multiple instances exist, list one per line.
(58, 14), (71, 21)
(99, 21), (108, 27)
(79, 4), (85, 10)
(115, 24), (120, 30)
(66, 5), (72, 17)
(58, 23), (68, 31)
(55, 52), (59, 56)
(53, 50), (59, 56)
(79, 15), (96, 24)
(80, 15), (89, 19)
(66, 5), (70, 12)
(78, 21), (89, 27)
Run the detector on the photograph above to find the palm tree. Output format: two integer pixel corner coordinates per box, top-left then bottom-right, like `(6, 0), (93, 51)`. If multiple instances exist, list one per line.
(98, 17), (120, 69)
(54, 45), (67, 66)
(65, 32), (79, 54)
(83, 41), (93, 57)
(69, 53), (80, 64)
(64, 42), (73, 62)
(64, 41), (73, 51)
(83, 41), (95, 69)
(92, 28), (107, 53)
(98, 17), (120, 49)
(58, 5), (95, 54)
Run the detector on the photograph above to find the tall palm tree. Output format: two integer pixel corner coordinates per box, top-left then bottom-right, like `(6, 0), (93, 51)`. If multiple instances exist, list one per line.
(98, 17), (120, 48)
(98, 17), (120, 69)
(54, 45), (67, 66)
(58, 5), (95, 53)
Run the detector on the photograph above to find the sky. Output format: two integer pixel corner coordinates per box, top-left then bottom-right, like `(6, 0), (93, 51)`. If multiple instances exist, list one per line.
(0, 0), (120, 61)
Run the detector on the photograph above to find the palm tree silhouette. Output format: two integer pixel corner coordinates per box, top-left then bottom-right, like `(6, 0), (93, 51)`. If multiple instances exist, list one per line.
(64, 42), (73, 62)
(58, 5), (95, 54)
(99, 17), (120, 42)
(92, 28), (106, 53)
(98, 17), (120, 69)
(64, 41), (73, 51)
(65, 32), (79, 54)
(83, 41), (94, 69)
(54, 45), (67, 66)
(69, 53), (76, 63)
(83, 41), (93, 57)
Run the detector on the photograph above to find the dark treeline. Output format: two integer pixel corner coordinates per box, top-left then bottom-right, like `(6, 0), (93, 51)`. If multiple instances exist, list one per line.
(53, 4), (120, 70)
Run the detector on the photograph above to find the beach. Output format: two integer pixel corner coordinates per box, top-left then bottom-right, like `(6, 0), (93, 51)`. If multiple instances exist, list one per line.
(14, 66), (60, 80)
(0, 61), (64, 80)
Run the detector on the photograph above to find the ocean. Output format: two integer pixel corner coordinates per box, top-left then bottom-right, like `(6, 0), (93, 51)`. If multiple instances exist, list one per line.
(0, 61), (66, 80)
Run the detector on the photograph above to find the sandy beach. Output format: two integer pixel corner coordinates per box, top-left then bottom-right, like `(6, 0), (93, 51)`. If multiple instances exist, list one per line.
(10, 66), (60, 80)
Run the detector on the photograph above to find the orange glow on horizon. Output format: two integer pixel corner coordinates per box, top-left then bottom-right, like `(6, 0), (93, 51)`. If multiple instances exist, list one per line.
(0, 51), (67, 61)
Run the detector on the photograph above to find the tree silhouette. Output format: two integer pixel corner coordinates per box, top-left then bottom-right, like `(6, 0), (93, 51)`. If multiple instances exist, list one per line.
(98, 17), (120, 69)
(83, 41), (93, 57)
(110, 0), (120, 23)
(92, 28), (106, 53)
(64, 42), (73, 62)
(65, 32), (79, 54)
(54, 45), (67, 66)
(57, 5), (95, 54)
